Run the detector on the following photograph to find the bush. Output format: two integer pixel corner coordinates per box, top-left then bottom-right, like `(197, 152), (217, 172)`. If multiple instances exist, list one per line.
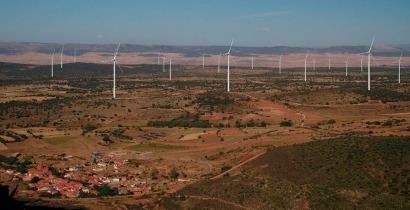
(221, 165), (232, 172)
(82, 124), (98, 135)
(170, 168), (179, 180)
(328, 119), (336, 124)
(30, 176), (41, 183)
(280, 120), (293, 127)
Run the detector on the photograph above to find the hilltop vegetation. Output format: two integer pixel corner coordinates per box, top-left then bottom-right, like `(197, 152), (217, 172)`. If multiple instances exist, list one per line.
(161, 136), (410, 209)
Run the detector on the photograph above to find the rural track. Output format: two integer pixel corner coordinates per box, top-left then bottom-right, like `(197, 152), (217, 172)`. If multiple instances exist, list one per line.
(300, 112), (306, 127)
(211, 150), (266, 180)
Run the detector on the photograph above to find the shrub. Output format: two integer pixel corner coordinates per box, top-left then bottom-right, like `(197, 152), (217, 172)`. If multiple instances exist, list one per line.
(221, 165), (232, 172)
(30, 176), (41, 183)
(280, 120), (293, 127)
(170, 168), (179, 180)
(328, 119), (336, 124)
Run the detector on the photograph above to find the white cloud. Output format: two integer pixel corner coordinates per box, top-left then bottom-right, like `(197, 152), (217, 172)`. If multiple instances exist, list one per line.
(262, 27), (271, 32)
(97, 34), (103, 39)
(235, 11), (290, 19)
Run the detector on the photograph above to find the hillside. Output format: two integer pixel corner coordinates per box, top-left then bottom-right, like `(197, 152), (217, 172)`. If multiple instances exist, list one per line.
(160, 136), (410, 209)
(0, 42), (406, 57)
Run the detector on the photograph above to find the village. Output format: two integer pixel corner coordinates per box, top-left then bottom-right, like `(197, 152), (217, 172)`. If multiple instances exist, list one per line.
(0, 150), (195, 199)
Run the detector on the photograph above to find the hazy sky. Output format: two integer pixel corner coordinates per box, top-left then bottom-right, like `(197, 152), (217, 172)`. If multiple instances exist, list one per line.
(0, 0), (409, 47)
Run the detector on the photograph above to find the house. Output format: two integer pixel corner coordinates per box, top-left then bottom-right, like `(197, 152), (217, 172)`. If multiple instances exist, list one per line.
(97, 162), (107, 167)
(177, 178), (192, 182)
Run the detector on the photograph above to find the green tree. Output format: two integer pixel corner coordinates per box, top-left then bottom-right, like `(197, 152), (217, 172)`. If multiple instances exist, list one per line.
(30, 176), (41, 183)
(170, 168), (179, 180)
(93, 184), (118, 197)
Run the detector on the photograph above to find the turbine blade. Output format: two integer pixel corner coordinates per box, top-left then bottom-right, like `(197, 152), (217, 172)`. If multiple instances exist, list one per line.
(114, 44), (121, 58)
(227, 37), (234, 54)
(368, 36), (375, 52)
(116, 63), (124, 73)
(371, 54), (379, 66)
(231, 56), (238, 67)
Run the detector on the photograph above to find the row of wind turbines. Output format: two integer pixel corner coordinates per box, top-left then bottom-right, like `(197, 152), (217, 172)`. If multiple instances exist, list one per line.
(48, 36), (405, 99)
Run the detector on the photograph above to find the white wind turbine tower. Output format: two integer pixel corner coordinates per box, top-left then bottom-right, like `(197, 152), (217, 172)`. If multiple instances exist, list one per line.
(328, 55), (331, 70)
(111, 44), (123, 99)
(345, 56), (349, 76)
(393, 52), (403, 83)
(360, 36), (375, 90)
(169, 54), (174, 81)
(60, 46), (64, 68)
(302, 52), (308, 81)
(225, 38), (234, 92)
(201, 53), (210, 68)
(50, 50), (55, 77)
(251, 56), (254, 69)
(157, 51), (161, 65)
(162, 53), (166, 72)
(202, 53), (205, 68)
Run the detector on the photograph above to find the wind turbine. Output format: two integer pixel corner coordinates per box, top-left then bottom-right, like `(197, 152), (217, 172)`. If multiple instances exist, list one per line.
(60, 46), (64, 68)
(359, 54), (364, 72)
(50, 50), (55, 77)
(111, 44), (123, 99)
(302, 52), (308, 81)
(225, 38), (234, 92)
(345, 56), (349, 76)
(169, 54), (174, 81)
(393, 52), (403, 83)
(202, 53), (205, 68)
(162, 53), (166, 72)
(328, 55), (331, 70)
(251, 56), (254, 69)
(157, 51), (161, 65)
(360, 36), (375, 90)
(279, 54), (282, 74)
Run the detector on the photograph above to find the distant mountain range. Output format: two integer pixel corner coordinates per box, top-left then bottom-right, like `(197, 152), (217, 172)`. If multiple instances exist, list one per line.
(0, 42), (407, 57)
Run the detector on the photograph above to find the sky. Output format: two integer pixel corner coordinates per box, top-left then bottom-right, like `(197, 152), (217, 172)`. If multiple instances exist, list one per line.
(0, 0), (409, 47)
